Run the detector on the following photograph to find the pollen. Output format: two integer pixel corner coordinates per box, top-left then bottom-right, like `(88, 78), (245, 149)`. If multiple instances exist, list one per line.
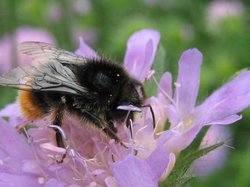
(184, 118), (193, 129)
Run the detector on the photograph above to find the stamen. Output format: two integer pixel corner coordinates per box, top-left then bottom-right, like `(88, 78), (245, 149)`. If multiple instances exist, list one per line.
(23, 127), (33, 144)
(223, 144), (235, 150)
(68, 148), (77, 158)
(223, 138), (235, 150)
(145, 70), (155, 80)
(174, 82), (181, 107)
(152, 75), (176, 106)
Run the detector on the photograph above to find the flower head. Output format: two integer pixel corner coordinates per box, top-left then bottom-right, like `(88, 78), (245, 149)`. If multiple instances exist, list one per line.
(0, 29), (174, 187)
(156, 48), (250, 154)
(0, 28), (250, 186)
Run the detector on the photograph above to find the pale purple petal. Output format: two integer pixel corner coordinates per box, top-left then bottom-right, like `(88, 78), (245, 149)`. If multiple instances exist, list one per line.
(0, 173), (44, 187)
(0, 102), (22, 118)
(0, 118), (33, 159)
(45, 178), (68, 187)
(146, 147), (171, 179)
(165, 125), (203, 153)
(75, 37), (98, 59)
(209, 114), (242, 125)
(157, 130), (174, 146)
(167, 105), (180, 127)
(123, 29), (160, 82)
(105, 177), (118, 187)
(0, 102), (29, 128)
(193, 71), (250, 125)
(112, 155), (158, 187)
(146, 96), (167, 131)
(162, 152), (176, 178)
(157, 72), (172, 99)
(175, 48), (202, 120)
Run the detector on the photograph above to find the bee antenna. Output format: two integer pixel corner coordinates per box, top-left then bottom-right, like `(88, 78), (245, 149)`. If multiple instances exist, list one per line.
(140, 104), (156, 130)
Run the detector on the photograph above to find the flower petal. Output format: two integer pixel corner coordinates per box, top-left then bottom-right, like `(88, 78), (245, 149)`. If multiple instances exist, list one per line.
(0, 173), (44, 187)
(209, 114), (242, 125)
(112, 155), (158, 187)
(0, 102), (22, 118)
(0, 118), (33, 159)
(175, 48), (202, 120)
(146, 96), (167, 132)
(194, 71), (250, 125)
(105, 177), (118, 187)
(123, 29), (160, 82)
(158, 72), (173, 100)
(167, 105), (180, 127)
(146, 146), (172, 179)
(45, 178), (68, 187)
(164, 125), (203, 153)
(75, 37), (98, 59)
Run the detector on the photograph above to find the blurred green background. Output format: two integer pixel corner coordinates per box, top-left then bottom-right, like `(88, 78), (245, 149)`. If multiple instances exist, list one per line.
(0, 0), (250, 186)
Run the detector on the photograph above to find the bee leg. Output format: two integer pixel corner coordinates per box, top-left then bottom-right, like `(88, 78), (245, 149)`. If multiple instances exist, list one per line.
(52, 106), (65, 148)
(102, 121), (127, 148)
(82, 111), (127, 148)
(50, 96), (67, 162)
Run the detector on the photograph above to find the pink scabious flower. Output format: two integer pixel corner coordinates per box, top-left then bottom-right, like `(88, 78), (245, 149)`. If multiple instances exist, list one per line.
(1, 28), (250, 186)
(155, 48), (250, 155)
(0, 29), (175, 187)
(0, 27), (55, 73)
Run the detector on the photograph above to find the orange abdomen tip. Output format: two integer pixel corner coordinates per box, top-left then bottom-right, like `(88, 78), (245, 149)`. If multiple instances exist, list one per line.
(18, 90), (45, 120)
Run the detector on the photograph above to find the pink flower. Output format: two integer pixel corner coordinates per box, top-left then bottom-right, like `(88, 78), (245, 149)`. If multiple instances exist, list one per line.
(1, 28), (250, 186)
(157, 48), (250, 154)
(0, 29), (174, 187)
(123, 29), (160, 82)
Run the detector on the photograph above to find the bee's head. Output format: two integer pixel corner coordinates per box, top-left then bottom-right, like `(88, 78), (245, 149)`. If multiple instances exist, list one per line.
(117, 79), (144, 107)
(114, 79), (156, 129)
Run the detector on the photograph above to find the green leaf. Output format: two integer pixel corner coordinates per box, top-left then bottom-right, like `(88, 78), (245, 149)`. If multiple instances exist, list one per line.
(180, 126), (210, 156)
(160, 126), (224, 186)
(153, 44), (167, 80)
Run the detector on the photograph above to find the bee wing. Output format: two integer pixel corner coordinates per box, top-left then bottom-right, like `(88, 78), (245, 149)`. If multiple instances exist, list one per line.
(18, 41), (87, 65)
(0, 62), (88, 95)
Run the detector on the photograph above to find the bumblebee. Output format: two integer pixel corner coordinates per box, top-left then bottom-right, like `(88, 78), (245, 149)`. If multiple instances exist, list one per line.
(0, 42), (155, 150)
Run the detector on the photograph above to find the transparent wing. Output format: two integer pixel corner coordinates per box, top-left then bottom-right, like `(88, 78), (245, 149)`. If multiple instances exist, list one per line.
(18, 41), (87, 65)
(0, 62), (88, 95)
